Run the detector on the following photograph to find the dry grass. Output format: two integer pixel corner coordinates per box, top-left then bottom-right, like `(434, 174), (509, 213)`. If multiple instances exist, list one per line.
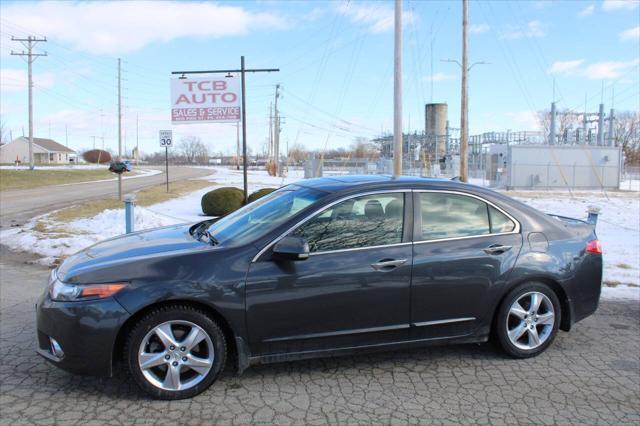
(47, 179), (213, 223)
(0, 169), (116, 191)
(616, 263), (633, 269)
(603, 280), (640, 288)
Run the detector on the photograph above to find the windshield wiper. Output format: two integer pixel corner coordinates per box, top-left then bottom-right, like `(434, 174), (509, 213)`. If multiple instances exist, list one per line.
(191, 223), (217, 245)
(203, 230), (219, 246)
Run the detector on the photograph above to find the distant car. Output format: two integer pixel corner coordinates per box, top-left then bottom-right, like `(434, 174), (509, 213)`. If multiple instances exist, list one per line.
(36, 176), (603, 399)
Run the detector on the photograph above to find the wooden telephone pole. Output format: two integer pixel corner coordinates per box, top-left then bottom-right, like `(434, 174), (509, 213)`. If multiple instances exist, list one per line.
(11, 36), (47, 170)
(460, 0), (469, 182)
(393, 0), (403, 177)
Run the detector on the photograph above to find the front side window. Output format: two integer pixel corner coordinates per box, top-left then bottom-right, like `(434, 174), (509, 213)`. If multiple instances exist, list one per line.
(291, 193), (405, 253)
(419, 192), (490, 241)
(207, 185), (326, 246)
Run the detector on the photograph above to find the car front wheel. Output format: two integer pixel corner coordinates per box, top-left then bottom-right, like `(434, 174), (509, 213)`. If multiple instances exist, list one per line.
(496, 282), (561, 358)
(125, 305), (226, 399)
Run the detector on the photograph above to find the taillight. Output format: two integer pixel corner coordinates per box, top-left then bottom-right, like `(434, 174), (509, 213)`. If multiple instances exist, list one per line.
(586, 240), (602, 254)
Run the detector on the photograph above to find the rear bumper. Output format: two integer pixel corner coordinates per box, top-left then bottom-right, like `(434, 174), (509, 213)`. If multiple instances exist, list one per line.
(35, 291), (130, 377)
(567, 253), (603, 326)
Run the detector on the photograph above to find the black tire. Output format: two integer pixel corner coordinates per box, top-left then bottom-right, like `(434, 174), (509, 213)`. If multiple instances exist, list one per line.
(495, 282), (561, 358)
(125, 304), (227, 400)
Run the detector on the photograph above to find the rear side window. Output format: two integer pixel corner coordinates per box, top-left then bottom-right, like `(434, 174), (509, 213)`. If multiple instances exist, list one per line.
(489, 205), (516, 233)
(418, 193), (490, 241)
(291, 193), (404, 252)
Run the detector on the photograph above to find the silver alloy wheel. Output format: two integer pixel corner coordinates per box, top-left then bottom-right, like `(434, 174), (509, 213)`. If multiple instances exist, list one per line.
(138, 320), (214, 391)
(506, 291), (555, 351)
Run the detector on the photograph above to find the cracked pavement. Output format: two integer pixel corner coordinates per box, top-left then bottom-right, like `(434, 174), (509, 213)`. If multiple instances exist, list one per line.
(1, 248), (639, 425)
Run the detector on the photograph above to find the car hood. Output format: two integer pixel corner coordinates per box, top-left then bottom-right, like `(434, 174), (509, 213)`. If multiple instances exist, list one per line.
(57, 223), (212, 282)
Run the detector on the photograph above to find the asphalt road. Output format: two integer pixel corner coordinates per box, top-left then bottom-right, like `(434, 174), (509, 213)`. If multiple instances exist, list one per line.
(0, 248), (638, 425)
(0, 166), (212, 228)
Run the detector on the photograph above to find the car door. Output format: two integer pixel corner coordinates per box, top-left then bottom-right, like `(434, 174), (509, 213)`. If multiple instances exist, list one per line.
(245, 191), (413, 356)
(410, 191), (522, 340)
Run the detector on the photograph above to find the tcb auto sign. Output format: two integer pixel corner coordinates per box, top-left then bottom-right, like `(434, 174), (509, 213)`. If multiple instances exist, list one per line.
(171, 76), (240, 124)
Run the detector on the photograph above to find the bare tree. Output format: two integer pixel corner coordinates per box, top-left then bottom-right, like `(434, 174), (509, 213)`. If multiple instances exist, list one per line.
(537, 108), (581, 142)
(614, 111), (640, 165)
(179, 136), (209, 164)
(288, 144), (309, 164)
(351, 137), (380, 159)
(0, 115), (8, 144)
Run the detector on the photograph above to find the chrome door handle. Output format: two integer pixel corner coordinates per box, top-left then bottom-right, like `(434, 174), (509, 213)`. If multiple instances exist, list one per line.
(483, 244), (512, 255)
(371, 259), (407, 270)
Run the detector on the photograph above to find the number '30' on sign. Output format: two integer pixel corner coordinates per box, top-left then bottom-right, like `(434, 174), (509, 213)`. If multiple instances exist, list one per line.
(159, 130), (173, 147)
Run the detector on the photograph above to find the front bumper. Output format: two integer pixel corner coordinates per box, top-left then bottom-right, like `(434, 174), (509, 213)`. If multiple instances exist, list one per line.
(35, 290), (131, 377)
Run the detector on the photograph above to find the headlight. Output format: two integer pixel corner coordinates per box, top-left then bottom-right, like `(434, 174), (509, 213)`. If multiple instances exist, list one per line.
(49, 270), (127, 302)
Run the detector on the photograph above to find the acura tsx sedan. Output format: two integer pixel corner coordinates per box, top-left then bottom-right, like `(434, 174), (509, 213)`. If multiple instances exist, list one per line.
(36, 175), (603, 399)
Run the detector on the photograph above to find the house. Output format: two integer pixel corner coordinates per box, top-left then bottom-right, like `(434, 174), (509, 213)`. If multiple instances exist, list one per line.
(0, 137), (76, 164)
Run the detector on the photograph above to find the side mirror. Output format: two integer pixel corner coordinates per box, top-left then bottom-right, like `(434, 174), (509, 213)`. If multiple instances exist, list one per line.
(272, 236), (310, 261)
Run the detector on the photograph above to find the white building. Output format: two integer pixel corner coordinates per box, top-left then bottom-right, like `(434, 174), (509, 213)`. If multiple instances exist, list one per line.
(0, 137), (76, 164)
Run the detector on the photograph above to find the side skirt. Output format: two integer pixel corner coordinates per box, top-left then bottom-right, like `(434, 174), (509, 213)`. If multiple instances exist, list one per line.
(243, 333), (488, 371)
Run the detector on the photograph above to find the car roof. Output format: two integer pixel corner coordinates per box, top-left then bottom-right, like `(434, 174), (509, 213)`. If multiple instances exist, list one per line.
(294, 175), (470, 193)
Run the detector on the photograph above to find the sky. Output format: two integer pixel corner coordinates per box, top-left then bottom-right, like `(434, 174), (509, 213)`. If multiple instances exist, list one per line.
(1, 0), (639, 157)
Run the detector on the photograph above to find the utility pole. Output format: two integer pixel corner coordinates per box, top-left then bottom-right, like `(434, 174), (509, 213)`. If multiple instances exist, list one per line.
(236, 122), (240, 170)
(442, 0), (486, 182)
(117, 58), (122, 200)
(393, 0), (403, 177)
(460, 0), (469, 182)
(582, 94), (589, 145)
(607, 108), (615, 146)
(268, 101), (273, 168)
(597, 103), (605, 146)
(135, 114), (139, 164)
(171, 57), (279, 203)
(549, 102), (557, 145)
(11, 36), (47, 170)
(274, 84), (281, 176)
(608, 89), (615, 147)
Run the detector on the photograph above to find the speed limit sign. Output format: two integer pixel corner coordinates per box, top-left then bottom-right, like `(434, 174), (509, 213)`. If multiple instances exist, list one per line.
(159, 130), (173, 147)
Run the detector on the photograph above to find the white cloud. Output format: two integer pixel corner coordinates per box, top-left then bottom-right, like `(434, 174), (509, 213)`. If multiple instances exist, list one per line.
(303, 7), (325, 22)
(548, 60), (585, 75)
(0, 68), (55, 93)
(619, 26), (640, 42)
(337, 2), (416, 34)
(584, 59), (640, 79)
(500, 20), (546, 39)
(578, 5), (595, 16)
(547, 58), (639, 80)
(1, 1), (288, 55)
(602, 0), (639, 11)
(469, 24), (490, 34)
(423, 73), (456, 82)
(505, 111), (540, 131)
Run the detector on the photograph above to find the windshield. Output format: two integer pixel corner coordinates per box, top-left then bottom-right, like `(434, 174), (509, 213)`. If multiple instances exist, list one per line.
(206, 185), (326, 246)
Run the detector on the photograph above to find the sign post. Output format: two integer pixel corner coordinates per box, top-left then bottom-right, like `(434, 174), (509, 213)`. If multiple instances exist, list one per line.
(159, 130), (172, 192)
(171, 58), (279, 203)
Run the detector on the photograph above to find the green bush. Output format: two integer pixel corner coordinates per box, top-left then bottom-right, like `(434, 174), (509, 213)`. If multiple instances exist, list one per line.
(248, 188), (277, 203)
(201, 187), (244, 216)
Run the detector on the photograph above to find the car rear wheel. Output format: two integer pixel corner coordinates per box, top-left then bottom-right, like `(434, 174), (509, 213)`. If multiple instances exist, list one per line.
(495, 282), (561, 358)
(125, 305), (226, 399)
